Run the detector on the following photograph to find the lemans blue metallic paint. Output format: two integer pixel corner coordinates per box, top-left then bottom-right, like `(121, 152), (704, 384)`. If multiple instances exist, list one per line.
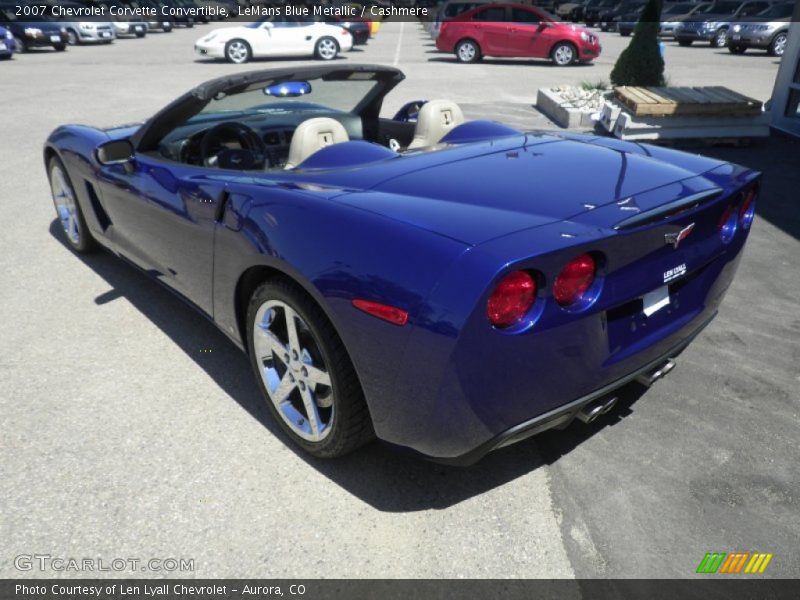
(44, 65), (760, 463)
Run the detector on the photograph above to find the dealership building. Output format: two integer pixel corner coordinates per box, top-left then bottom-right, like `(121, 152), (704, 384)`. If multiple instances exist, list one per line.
(770, 5), (800, 137)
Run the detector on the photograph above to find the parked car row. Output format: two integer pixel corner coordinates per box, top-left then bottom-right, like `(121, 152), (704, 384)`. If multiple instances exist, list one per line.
(0, 0), (377, 61)
(589, 0), (793, 58)
(428, 0), (602, 66)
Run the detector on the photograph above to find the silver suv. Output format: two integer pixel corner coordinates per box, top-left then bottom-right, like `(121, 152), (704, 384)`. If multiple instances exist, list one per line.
(727, 1), (793, 56)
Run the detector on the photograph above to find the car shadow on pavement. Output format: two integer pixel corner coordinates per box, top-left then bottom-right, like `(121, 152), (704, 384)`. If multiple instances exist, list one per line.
(49, 219), (645, 512)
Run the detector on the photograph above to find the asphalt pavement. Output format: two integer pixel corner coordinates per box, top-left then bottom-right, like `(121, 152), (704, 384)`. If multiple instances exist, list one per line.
(0, 20), (797, 580)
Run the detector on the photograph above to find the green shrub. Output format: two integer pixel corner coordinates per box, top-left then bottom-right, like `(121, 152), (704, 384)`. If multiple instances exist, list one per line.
(610, 0), (666, 87)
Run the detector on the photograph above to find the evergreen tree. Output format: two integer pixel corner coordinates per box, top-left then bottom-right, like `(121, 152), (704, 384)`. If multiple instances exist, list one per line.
(610, 0), (666, 87)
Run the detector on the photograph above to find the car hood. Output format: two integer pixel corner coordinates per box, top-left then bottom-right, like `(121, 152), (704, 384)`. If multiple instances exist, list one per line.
(310, 134), (727, 246)
(680, 13), (735, 22)
(729, 15), (790, 23)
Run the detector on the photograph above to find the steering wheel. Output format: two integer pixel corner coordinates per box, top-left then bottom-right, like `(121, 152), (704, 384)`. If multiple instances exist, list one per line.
(199, 121), (268, 170)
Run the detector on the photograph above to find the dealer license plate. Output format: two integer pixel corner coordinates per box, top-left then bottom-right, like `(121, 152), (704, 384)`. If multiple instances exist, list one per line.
(731, 34), (741, 41)
(100, 32), (111, 38)
(643, 285), (670, 317)
(50, 35), (61, 42)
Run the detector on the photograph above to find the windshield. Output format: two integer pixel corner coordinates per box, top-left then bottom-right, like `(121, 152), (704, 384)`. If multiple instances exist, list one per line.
(197, 76), (379, 118)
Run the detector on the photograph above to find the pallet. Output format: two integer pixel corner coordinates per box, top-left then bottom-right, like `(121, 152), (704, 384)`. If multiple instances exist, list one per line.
(611, 110), (770, 142)
(614, 86), (763, 118)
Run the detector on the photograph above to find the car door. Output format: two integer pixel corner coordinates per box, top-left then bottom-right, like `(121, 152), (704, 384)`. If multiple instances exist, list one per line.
(94, 155), (227, 315)
(292, 21), (322, 56)
(266, 21), (307, 56)
(248, 21), (296, 57)
(470, 5), (510, 56)
(506, 6), (552, 58)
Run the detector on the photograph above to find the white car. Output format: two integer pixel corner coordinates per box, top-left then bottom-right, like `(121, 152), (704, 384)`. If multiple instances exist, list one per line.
(195, 20), (353, 64)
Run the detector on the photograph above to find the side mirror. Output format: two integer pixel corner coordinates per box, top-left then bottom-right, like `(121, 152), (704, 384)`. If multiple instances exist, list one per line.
(538, 21), (552, 31)
(96, 139), (134, 165)
(262, 21), (274, 29)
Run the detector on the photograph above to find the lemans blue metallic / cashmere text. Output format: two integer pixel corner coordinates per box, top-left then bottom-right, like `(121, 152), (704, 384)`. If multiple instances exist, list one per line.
(44, 65), (760, 464)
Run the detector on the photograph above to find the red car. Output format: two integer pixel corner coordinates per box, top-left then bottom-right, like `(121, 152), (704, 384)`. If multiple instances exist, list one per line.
(436, 3), (601, 65)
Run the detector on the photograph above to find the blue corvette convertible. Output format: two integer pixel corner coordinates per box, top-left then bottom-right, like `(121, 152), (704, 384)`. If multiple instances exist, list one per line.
(45, 65), (759, 464)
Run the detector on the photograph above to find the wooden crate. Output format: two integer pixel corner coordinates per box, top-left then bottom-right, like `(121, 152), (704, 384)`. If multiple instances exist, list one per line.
(614, 86), (763, 118)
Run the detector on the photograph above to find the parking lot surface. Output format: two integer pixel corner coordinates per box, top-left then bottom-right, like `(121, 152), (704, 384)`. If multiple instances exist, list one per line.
(0, 20), (797, 579)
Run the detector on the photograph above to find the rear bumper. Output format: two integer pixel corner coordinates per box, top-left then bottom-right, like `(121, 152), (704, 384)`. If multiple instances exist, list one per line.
(429, 314), (712, 465)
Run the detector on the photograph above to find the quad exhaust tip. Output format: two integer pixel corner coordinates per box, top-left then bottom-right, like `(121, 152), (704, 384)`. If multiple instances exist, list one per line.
(577, 396), (618, 424)
(635, 358), (676, 387)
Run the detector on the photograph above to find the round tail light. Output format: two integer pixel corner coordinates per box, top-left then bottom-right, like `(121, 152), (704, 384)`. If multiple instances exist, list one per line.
(739, 186), (757, 229)
(718, 204), (737, 243)
(553, 253), (596, 307)
(487, 271), (536, 328)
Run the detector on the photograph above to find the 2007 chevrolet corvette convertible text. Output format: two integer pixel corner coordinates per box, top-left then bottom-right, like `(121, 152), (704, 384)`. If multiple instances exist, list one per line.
(45, 65), (759, 464)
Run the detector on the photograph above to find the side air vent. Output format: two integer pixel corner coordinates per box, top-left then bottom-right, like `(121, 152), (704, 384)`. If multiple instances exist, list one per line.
(85, 180), (111, 231)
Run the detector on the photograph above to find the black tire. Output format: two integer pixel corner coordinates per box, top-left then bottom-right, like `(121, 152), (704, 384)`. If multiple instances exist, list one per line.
(678, 39), (692, 46)
(768, 32), (787, 57)
(0, 54), (11, 60)
(53, 43), (66, 51)
(66, 29), (79, 45)
(135, 30), (146, 38)
(455, 38), (481, 63)
(163, 23), (173, 33)
(314, 36), (339, 60)
(224, 38), (252, 64)
(246, 278), (374, 458)
(728, 44), (746, 54)
(711, 27), (728, 48)
(14, 36), (27, 53)
(48, 156), (97, 254)
(551, 41), (577, 66)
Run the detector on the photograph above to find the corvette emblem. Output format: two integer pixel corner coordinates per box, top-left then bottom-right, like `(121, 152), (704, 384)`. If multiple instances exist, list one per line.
(665, 223), (695, 249)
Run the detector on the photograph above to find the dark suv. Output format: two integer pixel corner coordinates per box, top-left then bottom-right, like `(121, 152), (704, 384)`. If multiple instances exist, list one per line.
(674, 0), (773, 47)
(0, 3), (68, 51)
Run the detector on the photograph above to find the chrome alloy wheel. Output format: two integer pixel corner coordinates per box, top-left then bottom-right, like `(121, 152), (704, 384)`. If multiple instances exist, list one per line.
(253, 300), (334, 442)
(773, 33), (787, 57)
(316, 37), (337, 60)
(553, 44), (575, 65)
(50, 164), (80, 245)
(226, 40), (249, 63)
(457, 41), (477, 62)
